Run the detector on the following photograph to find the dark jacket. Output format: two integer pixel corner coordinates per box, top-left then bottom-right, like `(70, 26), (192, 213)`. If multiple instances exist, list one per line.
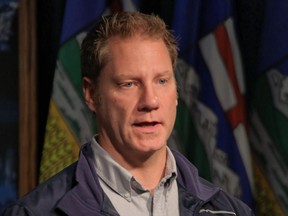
(2, 143), (254, 215)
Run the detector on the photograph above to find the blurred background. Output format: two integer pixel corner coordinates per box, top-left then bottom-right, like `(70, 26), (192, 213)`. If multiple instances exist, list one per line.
(1, 0), (288, 215)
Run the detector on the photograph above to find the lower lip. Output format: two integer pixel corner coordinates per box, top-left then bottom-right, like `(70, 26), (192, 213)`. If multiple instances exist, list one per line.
(133, 123), (161, 133)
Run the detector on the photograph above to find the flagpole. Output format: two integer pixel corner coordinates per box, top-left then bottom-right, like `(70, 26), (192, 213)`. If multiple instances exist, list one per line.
(18, 0), (37, 197)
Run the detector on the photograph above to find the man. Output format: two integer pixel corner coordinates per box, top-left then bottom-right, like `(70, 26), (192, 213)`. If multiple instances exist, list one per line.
(2, 12), (254, 215)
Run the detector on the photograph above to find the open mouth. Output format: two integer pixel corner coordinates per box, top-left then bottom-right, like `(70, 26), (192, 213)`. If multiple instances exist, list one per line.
(133, 121), (159, 127)
(132, 121), (161, 133)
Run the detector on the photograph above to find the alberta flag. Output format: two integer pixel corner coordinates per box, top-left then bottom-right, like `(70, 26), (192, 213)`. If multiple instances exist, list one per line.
(169, 0), (254, 207)
(249, 0), (288, 215)
(40, 0), (137, 182)
(39, 0), (105, 182)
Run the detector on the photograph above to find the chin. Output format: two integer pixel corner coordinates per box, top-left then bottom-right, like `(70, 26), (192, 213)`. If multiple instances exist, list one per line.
(136, 141), (166, 153)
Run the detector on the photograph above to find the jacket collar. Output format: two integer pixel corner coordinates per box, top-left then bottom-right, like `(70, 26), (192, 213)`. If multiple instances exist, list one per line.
(56, 143), (119, 216)
(172, 149), (219, 201)
(172, 149), (220, 214)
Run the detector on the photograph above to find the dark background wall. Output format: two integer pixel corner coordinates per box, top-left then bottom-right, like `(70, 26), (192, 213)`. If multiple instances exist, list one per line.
(0, 1), (19, 210)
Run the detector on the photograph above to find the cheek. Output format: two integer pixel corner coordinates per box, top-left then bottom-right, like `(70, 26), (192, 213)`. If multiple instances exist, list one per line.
(106, 95), (132, 117)
(112, 91), (137, 109)
(167, 89), (178, 105)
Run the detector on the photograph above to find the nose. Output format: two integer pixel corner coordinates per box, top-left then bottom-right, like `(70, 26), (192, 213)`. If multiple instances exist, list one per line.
(137, 84), (159, 112)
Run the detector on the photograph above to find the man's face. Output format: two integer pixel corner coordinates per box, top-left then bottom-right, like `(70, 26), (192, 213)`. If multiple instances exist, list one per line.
(84, 35), (177, 160)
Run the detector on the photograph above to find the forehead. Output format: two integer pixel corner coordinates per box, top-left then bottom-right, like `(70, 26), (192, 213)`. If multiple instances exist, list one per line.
(107, 35), (170, 59)
(100, 36), (173, 78)
(113, 36), (170, 61)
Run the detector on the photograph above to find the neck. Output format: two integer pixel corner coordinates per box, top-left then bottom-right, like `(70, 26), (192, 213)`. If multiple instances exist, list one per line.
(129, 150), (167, 192)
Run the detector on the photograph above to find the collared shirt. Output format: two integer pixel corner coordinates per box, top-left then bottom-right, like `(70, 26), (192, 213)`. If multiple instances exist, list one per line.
(91, 137), (179, 216)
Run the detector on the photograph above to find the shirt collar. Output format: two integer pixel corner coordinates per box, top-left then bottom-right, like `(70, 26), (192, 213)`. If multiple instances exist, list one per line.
(91, 136), (178, 200)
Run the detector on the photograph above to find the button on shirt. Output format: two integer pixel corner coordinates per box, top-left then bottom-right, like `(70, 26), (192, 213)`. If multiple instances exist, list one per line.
(91, 137), (179, 216)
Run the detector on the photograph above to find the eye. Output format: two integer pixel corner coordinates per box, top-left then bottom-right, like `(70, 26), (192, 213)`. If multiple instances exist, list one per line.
(120, 81), (134, 88)
(158, 78), (167, 85)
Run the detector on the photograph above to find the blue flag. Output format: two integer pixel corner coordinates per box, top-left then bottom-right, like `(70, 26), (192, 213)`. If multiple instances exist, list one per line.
(171, 0), (253, 207)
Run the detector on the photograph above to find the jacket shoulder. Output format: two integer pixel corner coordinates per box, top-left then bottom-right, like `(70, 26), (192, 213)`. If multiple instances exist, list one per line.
(171, 149), (254, 215)
(2, 162), (78, 216)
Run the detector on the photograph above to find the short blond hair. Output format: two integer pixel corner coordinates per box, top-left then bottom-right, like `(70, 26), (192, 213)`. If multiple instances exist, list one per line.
(81, 11), (178, 81)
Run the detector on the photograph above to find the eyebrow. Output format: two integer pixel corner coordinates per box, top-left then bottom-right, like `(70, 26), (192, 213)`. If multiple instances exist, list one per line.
(115, 70), (173, 78)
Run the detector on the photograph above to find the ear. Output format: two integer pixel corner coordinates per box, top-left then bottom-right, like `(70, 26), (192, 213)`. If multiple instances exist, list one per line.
(83, 77), (97, 113)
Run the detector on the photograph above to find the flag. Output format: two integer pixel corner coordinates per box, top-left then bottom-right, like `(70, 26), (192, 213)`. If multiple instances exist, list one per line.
(169, 0), (254, 207)
(39, 0), (138, 183)
(39, 0), (106, 183)
(249, 0), (288, 214)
